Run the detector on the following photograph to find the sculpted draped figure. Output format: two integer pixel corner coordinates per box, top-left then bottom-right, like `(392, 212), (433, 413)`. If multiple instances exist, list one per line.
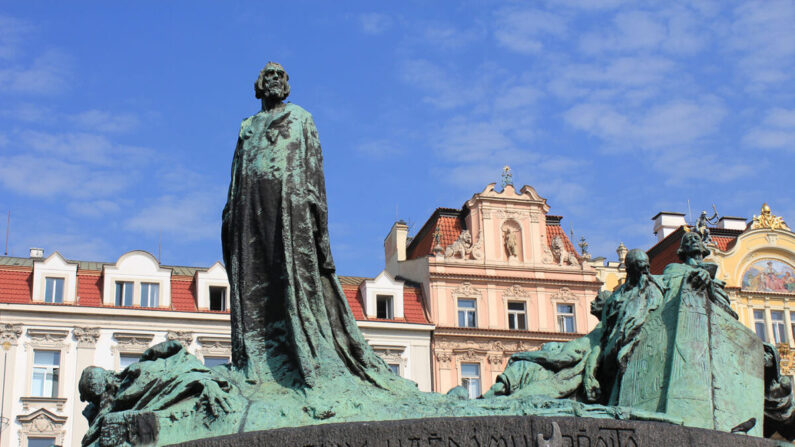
(221, 62), (396, 389)
(484, 249), (662, 402)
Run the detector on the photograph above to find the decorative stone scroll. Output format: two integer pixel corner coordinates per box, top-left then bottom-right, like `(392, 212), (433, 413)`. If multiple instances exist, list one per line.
(73, 326), (101, 347)
(167, 330), (194, 349)
(0, 323), (23, 345)
(551, 287), (577, 302)
(452, 282), (481, 298)
(503, 284), (530, 298)
(434, 349), (452, 368)
(373, 346), (406, 368)
(197, 336), (232, 360)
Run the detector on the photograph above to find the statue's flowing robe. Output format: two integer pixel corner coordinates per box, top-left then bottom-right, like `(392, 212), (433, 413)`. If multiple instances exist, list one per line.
(222, 104), (391, 388)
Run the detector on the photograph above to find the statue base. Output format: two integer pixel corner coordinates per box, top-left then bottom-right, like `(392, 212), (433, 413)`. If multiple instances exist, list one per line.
(167, 415), (783, 447)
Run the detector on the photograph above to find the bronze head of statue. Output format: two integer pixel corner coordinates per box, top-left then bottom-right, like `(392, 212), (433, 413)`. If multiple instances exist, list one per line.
(254, 61), (290, 103)
(676, 231), (710, 262)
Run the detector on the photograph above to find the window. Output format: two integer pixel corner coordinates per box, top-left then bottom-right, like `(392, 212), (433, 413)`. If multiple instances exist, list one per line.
(209, 286), (227, 311)
(457, 299), (477, 328)
(115, 281), (133, 306)
(140, 282), (160, 308)
(31, 350), (60, 398)
(28, 438), (56, 447)
(388, 364), (401, 376)
(461, 363), (481, 399)
(44, 277), (64, 303)
(790, 312), (795, 343)
(119, 354), (139, 370)
(508, 301), (527, 330)
(772, 311), (787, 344)
(376, 295), (393, 319)
(204, 356), (229, 367)
(754, 310), (767, 342)
(556, 304), (576, 333)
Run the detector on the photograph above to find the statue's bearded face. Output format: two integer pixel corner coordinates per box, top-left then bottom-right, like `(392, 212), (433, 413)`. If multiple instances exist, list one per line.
(681, 233), (704, 256)
(255, 62), (290, 101)
(262, 65), (287, 98)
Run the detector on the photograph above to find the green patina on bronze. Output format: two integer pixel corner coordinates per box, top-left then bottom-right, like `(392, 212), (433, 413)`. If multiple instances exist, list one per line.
(78, 64), (795, 446)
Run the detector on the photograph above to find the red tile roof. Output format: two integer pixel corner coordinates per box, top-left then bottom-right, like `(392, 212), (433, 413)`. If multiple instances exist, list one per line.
(340, 278), (429, 324)
(342, 283), (365, 320)
(407, 209), (463, 260)
(77, 273), (102, 306)
(545, 224), (580, 261)
(171, 277), (197, 312)
(713, 235), (737, 252)
(0, 270), (32, 303)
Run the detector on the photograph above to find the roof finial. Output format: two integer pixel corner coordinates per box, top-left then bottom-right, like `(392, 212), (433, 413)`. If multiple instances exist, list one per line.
(501, 165), (513, 189)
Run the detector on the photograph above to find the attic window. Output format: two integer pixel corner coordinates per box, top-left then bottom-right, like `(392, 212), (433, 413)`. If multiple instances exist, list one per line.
(209, 286), (227, 311)
(376, 295), (393, 319)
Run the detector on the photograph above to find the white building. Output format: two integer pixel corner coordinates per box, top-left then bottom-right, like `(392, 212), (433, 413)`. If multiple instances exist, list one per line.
(0, 250), (433, 447)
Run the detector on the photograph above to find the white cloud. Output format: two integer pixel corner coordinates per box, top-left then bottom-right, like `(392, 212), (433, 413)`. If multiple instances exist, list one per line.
(358, 13), (392, 35)
(493, 8), (567, 54)
(494, 85), (541, 111)
(70, 110), (139, 133)
(0, 50), (71, 95)
(19, 131), (152, 166)
(564, 98), (726, 149)
(729, 0), (795, 87)
(66, 200), (121, 217)
(124, 191), (223, 241)
(0, 154), (132, 198)
(743, 108), (795, 151)
(399, 58), (493, 109)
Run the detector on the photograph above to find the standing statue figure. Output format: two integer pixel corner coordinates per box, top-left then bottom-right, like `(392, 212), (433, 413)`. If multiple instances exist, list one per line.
(694, 206), (719, 245)
(503, 227), (518, 259)
(221, 62), (395, 388)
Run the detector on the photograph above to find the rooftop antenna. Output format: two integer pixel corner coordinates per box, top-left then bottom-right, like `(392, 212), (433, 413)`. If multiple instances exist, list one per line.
(158, 231), (162, 264)
(687, 199), (693, 226)
(4, 211), (9, 256)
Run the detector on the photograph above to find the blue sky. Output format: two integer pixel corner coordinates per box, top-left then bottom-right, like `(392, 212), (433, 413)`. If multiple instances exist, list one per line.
(0, 1), (794, 276)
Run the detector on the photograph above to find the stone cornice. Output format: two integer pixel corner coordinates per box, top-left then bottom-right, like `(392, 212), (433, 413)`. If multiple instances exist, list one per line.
(429, 272), (599, 289)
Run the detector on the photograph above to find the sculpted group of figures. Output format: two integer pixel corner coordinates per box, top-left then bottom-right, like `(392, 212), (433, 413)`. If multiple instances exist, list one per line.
(78, 63), (795, 446)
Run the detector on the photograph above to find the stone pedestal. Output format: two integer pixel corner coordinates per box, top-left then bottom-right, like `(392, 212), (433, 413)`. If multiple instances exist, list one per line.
(167, 415), (779, 447)
(619, 286), (764, 436)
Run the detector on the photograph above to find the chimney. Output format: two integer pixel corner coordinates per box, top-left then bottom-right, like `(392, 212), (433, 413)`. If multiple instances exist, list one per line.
(651, 212), (687, 242)
(717, 216), (747, 231)
(29, 247), (44, 258)
(384, 221), (408, 266)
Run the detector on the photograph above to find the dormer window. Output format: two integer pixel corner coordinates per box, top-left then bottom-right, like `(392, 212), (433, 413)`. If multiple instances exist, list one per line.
(360, 271), (405, 319)
(376, 295), (393, 319)
(209, 286), (227, 311)
(44, 277), (64, 303)
(102, 251), (172, 308)
(115, 282), (133, 307)
(141, 283), (160, 308)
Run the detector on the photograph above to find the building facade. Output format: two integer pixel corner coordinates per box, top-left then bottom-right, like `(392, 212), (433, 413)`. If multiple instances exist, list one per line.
(0, 251), (432, 447)
(384, 183), (601, 396)
(647, 204), (795, 376)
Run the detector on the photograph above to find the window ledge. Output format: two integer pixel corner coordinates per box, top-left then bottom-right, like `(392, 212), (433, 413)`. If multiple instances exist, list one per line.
(20, 396), (67, 412)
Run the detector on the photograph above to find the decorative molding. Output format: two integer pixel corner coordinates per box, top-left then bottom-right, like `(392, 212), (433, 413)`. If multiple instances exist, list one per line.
(25, 329), (69, 352)
(20, 396), (67, 412)
(552, 287), (578, 302)
(452, 282), (481, 298)
(17, 408), (67, 447)
(111, 332), (154, 355)
(503, 284), (530, 298)
(496, 209), (530, 219)
(73, 326), (100, 347)
(0, 323), (23, 345)
(444, 230), (482, 261)
(454, 348), (485, 361)
(434, 349), (452, 368)
(373, 346), (407, 367)
(487, 353), (504, 366)
(766, 233), (779, 245)
(166, 330), (194, 348)
(197, 336), (231, 359)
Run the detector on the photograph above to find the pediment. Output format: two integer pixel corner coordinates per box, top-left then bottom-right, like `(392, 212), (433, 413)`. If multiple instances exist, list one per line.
(17, 407), (68, 425)
(198, 261), (228, 280)
(36, 251), (77, 270)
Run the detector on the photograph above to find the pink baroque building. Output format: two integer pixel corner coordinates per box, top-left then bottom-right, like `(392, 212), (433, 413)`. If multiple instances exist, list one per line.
(384, 183), (602, 397)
